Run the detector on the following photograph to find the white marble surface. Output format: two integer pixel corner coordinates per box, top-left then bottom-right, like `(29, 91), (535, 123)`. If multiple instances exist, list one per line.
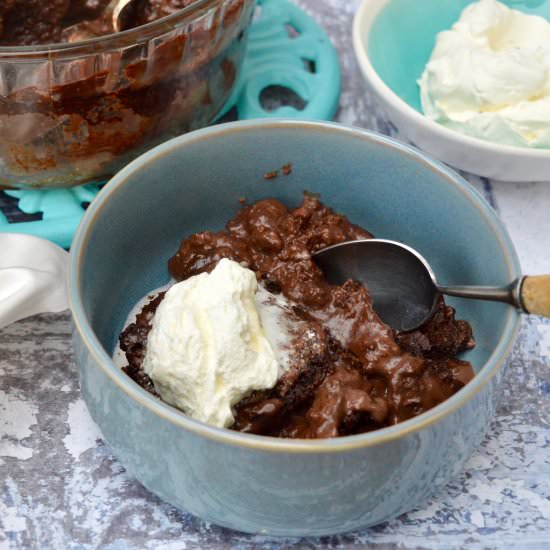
(2, 1), (550, 548)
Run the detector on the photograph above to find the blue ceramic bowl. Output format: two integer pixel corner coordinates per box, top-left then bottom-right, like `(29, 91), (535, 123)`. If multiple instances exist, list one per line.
(353, 0), (550, 181)
(69, 120), (521, 536)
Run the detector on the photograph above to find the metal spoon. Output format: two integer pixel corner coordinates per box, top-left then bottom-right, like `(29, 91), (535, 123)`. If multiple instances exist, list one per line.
(111, 0), (138, 31)
(313, 239), (550, 332)
(62, 0), (137, 42)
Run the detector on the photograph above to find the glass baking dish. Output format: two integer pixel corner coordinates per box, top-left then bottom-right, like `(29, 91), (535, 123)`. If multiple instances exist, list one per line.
(0, 0), (254, 188)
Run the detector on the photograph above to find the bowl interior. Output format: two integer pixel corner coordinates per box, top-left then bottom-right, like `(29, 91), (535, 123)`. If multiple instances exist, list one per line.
(367, 0), (550, 112)
(74, 122), (519, 389)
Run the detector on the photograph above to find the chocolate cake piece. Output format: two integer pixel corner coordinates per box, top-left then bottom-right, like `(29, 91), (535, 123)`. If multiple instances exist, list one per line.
(119, 292), (165, 397)
(396, 297), (476, 358)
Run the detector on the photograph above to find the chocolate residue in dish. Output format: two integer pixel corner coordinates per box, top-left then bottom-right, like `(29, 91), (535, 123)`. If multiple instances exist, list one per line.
(119, 195), (475, 439)
(118, 0), (197, 32)
(0, 0), (108, 46)
(0, 0), (198, 46)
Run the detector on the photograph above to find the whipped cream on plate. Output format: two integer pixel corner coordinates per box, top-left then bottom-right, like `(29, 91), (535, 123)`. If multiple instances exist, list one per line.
(418, 0), (550, 148)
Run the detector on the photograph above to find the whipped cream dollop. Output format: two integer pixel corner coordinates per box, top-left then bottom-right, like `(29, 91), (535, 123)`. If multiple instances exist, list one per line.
(142, 259), (283, 428)
(418, 0), (550, 148)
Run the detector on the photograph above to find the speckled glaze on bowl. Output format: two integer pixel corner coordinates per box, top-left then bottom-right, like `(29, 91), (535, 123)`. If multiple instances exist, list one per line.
(69, 120), (521, 536)
(353, 0), (550, 182)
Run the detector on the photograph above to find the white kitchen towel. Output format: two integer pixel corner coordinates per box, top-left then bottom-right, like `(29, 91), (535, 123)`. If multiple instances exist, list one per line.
(0, 234), (69, 329)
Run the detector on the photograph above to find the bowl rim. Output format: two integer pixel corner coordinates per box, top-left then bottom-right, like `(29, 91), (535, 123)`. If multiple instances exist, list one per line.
(352, 0), (550, 159)
(0, 0), (228, 57)
(69, 118), (522, 454)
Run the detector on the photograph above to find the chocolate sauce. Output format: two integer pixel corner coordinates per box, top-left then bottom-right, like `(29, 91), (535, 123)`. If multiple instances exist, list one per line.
(120, 196), (475, 439)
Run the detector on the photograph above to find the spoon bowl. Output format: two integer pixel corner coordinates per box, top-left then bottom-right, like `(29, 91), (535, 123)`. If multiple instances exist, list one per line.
(314, 239), (439, 332)
(62, 0), (136, 41)
(314, 239), (550, 331)
(112, 0), (138, 31)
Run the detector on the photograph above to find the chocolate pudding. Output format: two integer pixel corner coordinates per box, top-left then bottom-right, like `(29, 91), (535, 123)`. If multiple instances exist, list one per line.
(119, 195), (475, 439)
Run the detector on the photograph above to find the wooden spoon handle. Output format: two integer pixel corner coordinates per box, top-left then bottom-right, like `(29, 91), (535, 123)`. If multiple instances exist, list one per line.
(521, 275), (550, 318)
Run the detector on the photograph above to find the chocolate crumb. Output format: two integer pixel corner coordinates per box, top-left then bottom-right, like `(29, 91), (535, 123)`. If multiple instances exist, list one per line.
(282, 163), (293, 175)
(264, 171), (279, 180)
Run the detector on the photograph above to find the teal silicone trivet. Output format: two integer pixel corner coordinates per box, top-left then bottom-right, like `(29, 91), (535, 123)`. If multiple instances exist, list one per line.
(0, 0), (341, 248)
(2, 186), (100, 249)
(222, 0), (341, 120)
